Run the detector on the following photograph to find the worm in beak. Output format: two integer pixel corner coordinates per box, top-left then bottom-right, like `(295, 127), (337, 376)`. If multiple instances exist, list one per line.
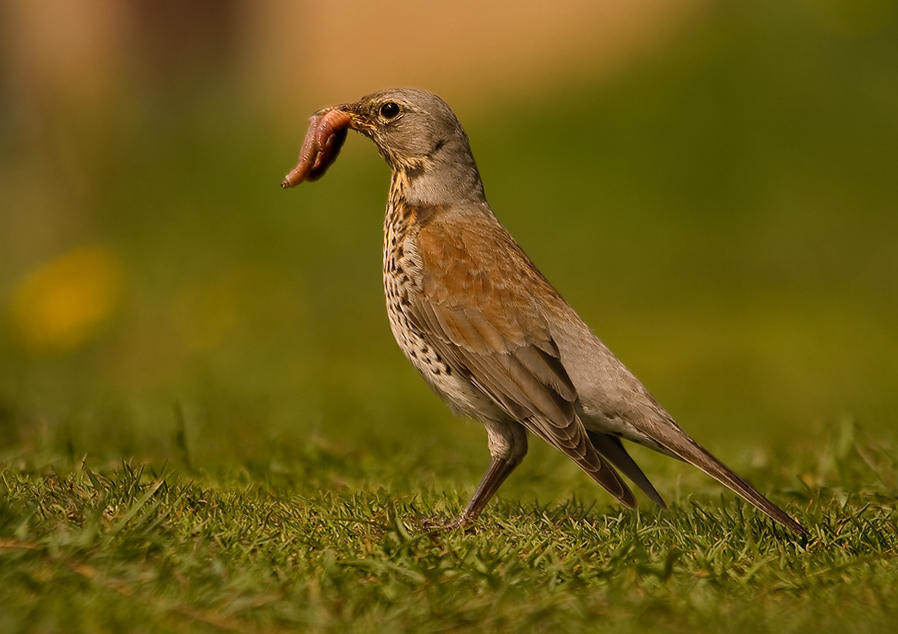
(281, 107), (352, 188)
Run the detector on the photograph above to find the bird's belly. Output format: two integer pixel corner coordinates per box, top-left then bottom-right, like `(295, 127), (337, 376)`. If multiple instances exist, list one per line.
(384, 287), (503, 422)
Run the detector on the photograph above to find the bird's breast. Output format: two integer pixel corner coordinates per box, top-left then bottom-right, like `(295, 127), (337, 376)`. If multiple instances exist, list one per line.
(382, 199), (502, 421)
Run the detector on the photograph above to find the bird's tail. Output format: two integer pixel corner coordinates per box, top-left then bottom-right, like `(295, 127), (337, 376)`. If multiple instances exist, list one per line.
(660, 430), (808, 535)
(587, 431), (667, 508)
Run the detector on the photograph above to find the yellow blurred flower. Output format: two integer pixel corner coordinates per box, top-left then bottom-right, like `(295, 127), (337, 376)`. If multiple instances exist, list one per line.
(10, 245), (124, 352)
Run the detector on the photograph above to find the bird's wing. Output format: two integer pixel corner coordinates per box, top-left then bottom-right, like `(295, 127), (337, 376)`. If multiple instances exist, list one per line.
(409, 211), (636, 508)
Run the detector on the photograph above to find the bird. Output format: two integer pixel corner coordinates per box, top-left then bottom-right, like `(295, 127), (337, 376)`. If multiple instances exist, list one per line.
(281, 88), (807, 535)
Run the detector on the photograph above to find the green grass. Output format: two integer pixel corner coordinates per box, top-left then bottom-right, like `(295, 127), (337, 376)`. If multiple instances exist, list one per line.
(2, 422), (896, 633)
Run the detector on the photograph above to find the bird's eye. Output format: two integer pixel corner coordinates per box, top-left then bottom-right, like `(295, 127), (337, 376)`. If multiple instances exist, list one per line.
(379, 102), (400, 119)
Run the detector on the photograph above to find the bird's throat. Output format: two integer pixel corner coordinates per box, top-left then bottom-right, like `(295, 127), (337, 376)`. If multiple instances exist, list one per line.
(389, 149), (486, 208)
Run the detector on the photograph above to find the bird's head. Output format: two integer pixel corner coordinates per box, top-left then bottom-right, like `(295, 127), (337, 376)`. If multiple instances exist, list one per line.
(283, 88), (485, 206)
(341, 89), (466, 171)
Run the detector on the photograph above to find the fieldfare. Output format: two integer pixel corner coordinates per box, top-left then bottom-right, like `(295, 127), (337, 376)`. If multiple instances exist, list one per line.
(282, 88), (807, 534)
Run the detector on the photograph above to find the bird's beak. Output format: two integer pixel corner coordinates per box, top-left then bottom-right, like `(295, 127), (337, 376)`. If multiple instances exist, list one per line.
(337, 103), (376, 135)
(281, 104), (355, 188)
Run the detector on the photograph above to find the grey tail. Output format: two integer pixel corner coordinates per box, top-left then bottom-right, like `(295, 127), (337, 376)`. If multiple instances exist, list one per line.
(588, 431), (667, 508)
(660, 432), (809, 535)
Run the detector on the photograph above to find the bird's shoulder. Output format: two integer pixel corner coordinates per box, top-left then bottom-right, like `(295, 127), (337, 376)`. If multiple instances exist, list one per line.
(412, 204), (560, 316)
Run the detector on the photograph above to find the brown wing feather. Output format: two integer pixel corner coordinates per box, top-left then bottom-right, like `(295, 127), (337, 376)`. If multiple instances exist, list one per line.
(410, 211), (637, 508)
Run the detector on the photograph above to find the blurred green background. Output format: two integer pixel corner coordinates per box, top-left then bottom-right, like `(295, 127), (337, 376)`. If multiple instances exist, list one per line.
(1, 0), (896, 470)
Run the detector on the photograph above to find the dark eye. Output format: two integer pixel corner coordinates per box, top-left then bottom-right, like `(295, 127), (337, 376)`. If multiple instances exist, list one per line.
(379, 102), (400, 119)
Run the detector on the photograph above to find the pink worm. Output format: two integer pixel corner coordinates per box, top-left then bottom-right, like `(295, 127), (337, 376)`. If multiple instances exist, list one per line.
(281, 108), (352, 188)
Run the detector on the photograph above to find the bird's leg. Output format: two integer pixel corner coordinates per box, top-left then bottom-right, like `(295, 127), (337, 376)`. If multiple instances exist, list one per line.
(443, 457), (518, 530)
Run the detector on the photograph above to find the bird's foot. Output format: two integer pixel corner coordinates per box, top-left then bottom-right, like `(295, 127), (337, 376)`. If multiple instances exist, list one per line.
(420, 515), (476, 533)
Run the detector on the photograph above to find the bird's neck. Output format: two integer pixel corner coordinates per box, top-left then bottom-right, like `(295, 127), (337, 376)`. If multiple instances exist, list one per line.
(390, 143), (486, 208)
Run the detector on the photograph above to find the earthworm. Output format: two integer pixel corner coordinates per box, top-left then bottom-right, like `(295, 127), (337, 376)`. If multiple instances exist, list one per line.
(281, 108), (351, 188)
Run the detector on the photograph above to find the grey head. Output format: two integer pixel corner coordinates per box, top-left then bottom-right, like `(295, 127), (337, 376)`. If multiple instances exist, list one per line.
(340, 88), (487, 206)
